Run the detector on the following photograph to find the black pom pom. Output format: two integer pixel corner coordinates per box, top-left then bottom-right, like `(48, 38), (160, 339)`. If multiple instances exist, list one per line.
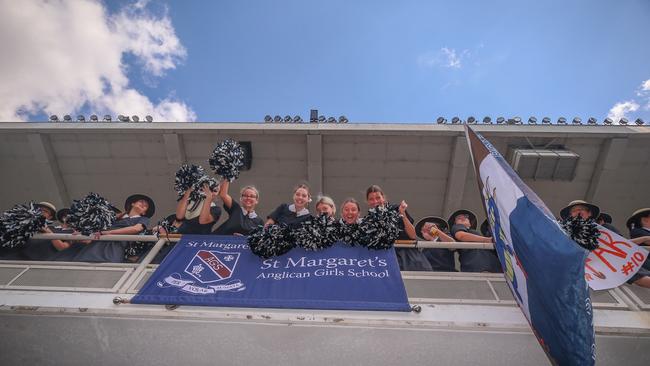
(0, 202), (46, 249)
(336, 220), (362, 246)
(560, 216), (600, 251)
(247, 224), (295, 259)
(294, 213), (339, 251)
(157, 217), (179, 235)
(67, 193), (116, 236)
(358, 205), (401, 250)
(209, 139), (245, 182)
(124, 239), (153, 261)
(174, 164), (219, 203)
(174, 164), (205, 198)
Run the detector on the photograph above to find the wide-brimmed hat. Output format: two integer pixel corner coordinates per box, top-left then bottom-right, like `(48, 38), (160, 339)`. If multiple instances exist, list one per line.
(448, 209), (477, 230)
(480, 219), (492, 237)
(559, 200), (600, 220)
(597, 213), (613, 224)
(414, 216), (449, 240)
(56, 208), (71, 223)
(35, 201), (57, 217)
(124, 194), (156, 218)
(626, 208), (650, 229)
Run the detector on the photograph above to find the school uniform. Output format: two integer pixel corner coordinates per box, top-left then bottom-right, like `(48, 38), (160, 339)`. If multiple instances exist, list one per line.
(627, 227), (650, 283)
(386, 204), (433, 272)
(72, 215), (149, 263)
(178, 205), (222, 235)
(422, 239), (456, 272)
(451, 224), (502, 273)
(267, 203), (312, 229)
(22, 226), (74, 261)
(213, 200), (263, 235)
(602, 223), (622, 236)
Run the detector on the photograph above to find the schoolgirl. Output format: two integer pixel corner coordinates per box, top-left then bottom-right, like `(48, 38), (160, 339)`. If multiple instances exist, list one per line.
(365, 185), (432, 271)
(72, 194), (154, 263)
(213, 180), (263, 235)
(266, 183), (313, 228)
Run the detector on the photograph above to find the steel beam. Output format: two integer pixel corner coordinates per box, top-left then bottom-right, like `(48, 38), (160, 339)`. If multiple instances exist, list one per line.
(442, 135), (470, 216)
(307, 134), (323, 196)
(27, 133), (70, 207)
(585, 137), (628, 202)
(163, 133), (185, 165)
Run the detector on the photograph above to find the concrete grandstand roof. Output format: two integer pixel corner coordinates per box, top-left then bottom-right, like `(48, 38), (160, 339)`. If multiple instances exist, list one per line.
(1, 122), (649, 231)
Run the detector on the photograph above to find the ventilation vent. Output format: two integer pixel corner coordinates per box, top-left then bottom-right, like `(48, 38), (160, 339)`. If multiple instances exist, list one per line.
(508, 148), (579, 181)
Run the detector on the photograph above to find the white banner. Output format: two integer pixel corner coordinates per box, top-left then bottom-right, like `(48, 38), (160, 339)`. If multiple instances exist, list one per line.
(158, 274), (245, 295)
(585, 225), (649, 290)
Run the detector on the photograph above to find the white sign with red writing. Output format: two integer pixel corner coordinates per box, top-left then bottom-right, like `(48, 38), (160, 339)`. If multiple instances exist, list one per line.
(585, 225), (649, 291)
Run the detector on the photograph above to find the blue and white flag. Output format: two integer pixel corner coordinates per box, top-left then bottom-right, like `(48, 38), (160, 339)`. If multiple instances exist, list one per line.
(465, 126), (595, 365)
(132, 235), (411, 312)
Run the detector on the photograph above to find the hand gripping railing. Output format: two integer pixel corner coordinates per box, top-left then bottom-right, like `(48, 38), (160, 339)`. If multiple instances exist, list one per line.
(30, 233), (495, 249)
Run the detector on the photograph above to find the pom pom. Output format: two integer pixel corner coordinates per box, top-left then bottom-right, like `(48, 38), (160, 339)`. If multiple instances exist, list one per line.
(157, 217), (179, 236)
(0, 202), (46, 249)
(247, 224), (295, 259)
(294, 213), (339, 251)
(174, 164), (219, 203)
(124, 239), (153, 261)
(67, 193), (116, 236)
(209, 139), (245, 182)
(174, 164), (205, 199)
(358, 205), (401, 250)
(336, 220), (363, 246)
(560, 216), (600, 251)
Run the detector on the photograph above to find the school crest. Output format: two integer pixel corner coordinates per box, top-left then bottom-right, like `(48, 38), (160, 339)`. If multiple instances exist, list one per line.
(184, 250), (240, 284)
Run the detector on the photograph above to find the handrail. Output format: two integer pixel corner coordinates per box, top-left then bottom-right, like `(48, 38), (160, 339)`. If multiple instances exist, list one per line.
(30, 233), (495, 249)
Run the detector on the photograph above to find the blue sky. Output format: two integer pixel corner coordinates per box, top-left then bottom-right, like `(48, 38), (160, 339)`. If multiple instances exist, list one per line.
(5, 0), (650, 123)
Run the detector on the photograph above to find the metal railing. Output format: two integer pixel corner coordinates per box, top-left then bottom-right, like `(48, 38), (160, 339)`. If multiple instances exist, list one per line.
(1, 234), (648, 311)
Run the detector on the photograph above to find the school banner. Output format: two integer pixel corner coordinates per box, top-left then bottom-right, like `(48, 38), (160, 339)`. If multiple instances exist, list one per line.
(585, 225), (649, 290)
(465, 126), (595, 366)
(132, 235), (411, 312)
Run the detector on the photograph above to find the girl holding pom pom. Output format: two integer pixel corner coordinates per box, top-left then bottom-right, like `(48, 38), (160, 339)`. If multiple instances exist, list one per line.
(340, 198), (361, 224)
(213, 181), (263, 236)
(176, 184), (222, 235)
(72, 195), (154, 263)
(365, 185), (432, 271)
(315, 196), (336, 219)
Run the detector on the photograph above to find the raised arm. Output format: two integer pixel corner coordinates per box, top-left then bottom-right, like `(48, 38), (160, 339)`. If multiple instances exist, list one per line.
(175, 188), (191, 220)
(219, 180), (233, 209)
(399, 200), (417, 240)
(199, 185), (216, 225)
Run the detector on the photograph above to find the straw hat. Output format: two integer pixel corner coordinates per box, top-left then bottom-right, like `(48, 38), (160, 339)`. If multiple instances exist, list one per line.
(35, 201), (57, 218)
(124, 194), (156, 218)
(414, 216), (449, 240)
(626, 208), (650, 229)
(559, 200), (600, 220)
(447, 209), (478, 230)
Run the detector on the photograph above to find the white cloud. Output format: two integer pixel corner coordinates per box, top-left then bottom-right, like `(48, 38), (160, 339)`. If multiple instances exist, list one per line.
(417, 47), (467, 69)
(440, 48), (462, 68)
(0, 0), (194, 122)
(607, 101), (639, 122)
(641, 79), (650, 92)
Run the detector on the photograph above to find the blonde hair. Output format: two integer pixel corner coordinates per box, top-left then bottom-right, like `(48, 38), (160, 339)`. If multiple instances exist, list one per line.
(315, 196), (336, 215)
(240, 185), (259, 199)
